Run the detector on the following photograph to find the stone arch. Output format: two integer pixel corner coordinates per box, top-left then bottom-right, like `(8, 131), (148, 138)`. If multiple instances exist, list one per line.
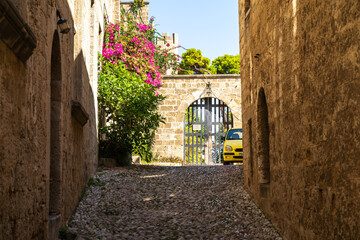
(257, 87), (270, 184)
(176, 92), (236, 124)
(49, 30), (62, 216)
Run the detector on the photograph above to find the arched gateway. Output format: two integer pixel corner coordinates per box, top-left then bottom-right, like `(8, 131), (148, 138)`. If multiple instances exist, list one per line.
(153, 74), (242, 164)
(184, 97), (233, 165)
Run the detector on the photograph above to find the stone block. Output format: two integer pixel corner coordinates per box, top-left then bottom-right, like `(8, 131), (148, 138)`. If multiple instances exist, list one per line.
(132, 156), (141, 164)
(99, 158), (117, 168)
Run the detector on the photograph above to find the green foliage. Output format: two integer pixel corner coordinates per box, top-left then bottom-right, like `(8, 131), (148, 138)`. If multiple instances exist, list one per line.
(132, 137), (154, 162)
(178, 48), (211, 75)
(211, 54), (240, 74)
(133, 0), (145, 9)
(98, 60), (165, 165)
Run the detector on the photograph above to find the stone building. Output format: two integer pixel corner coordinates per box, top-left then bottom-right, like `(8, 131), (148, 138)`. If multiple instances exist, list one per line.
(0, 0), (123, 239)
(238, 0), (360, 239)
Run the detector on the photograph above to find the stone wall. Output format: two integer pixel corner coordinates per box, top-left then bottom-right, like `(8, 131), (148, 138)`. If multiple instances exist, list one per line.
(238, 0), (360, 239)
(0, 0), (115, 239)
(153, 74), (241, 160)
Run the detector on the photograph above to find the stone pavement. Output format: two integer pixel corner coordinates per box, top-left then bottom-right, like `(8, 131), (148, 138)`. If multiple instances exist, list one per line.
(68, 165), (283, 239)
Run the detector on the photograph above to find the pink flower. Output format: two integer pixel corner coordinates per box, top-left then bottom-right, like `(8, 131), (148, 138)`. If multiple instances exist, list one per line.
(102, 18), (181, 90)
(102, 48), (114, 58)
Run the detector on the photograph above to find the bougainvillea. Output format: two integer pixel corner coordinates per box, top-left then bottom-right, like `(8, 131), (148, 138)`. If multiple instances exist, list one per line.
(99, 7), (181, 164)
(102, 10), (180, 88)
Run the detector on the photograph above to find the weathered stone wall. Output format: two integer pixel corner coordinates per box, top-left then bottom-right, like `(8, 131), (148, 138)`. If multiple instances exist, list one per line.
(238, 0), (360, 239)
(0, 0), (114, 239)
(154, 74), (241, 159)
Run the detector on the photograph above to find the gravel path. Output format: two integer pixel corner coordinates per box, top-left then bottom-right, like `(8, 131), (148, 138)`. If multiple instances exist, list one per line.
(68, 165), (282, 240)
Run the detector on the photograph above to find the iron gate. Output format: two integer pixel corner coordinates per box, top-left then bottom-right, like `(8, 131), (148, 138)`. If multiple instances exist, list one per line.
(184, 97), (233, 165)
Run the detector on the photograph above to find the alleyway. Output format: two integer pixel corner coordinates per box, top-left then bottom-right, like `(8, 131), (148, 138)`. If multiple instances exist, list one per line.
(68, 165), (282, 239)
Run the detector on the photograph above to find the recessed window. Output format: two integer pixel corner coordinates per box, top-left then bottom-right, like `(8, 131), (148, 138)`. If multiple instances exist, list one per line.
(248, 118), (253, 179)
(257, 88), (270, 184)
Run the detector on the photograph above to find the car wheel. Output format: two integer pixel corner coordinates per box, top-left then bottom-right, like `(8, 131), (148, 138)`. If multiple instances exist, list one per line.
(223, 162), (230, 165)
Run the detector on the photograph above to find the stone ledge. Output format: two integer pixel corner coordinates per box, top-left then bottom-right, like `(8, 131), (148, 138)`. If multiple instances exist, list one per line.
(163, 74), (241, 80)
(0, 0), (37, 62)
(71, 100), (89, 126)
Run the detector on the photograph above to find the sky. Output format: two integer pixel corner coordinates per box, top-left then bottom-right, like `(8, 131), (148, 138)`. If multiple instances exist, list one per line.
(148, 0), (239, 62)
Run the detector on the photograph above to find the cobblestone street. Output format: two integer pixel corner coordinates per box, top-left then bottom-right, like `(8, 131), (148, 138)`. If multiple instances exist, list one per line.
(68, 165), (282, 239)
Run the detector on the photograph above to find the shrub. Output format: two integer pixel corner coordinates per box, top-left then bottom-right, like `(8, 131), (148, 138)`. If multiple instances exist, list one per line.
(98, 61), (164, 165)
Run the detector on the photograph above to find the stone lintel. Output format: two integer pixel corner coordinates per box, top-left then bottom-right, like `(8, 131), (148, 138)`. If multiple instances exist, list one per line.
(0, 0), (37, 62)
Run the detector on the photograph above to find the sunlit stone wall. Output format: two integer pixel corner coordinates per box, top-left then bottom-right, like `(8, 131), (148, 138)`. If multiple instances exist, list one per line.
(239, 0), (360, 239)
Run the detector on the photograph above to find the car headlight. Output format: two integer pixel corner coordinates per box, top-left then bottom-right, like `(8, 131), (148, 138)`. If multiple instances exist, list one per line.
(225, 145), (233, 151)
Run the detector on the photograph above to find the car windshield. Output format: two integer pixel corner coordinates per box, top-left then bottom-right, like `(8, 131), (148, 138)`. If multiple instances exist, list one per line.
(226, 129), (243, 140)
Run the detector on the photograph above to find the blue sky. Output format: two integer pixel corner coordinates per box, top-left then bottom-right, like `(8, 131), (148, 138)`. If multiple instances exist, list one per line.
(149, 0), (239, 62)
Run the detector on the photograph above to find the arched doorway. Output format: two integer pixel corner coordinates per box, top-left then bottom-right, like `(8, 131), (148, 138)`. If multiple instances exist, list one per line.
(48, 30), (62, 238)
(257, 88), (270, 184)
(184, 97), (233, 165)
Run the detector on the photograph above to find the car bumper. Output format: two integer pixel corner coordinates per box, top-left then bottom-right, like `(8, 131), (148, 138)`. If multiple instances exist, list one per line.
(223, 152), (243, 162)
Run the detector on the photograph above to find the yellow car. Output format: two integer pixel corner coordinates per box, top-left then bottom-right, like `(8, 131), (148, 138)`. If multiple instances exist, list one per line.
(223, 128), (243, 165)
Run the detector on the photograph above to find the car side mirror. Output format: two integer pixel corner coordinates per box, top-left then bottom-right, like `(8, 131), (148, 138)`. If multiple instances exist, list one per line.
(221, 136), (225, 141)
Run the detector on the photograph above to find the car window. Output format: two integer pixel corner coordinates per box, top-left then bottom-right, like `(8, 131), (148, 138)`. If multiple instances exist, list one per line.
(226, 129), (243, 140)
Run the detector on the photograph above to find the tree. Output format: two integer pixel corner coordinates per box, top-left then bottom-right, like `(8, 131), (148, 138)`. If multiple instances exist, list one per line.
(178, 48), (211, 75)
(211, 54), (240, 74)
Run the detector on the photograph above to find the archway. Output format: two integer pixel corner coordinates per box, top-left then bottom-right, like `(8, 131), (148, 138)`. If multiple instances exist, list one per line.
(257, 88), (270, 184)
(49, 30), (62, 237)
(184, 97), (233, 165)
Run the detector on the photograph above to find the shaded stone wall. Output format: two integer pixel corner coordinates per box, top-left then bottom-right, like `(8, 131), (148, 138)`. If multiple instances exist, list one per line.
(238, 0), (360, 239)
(0, 0), (115, 239)
(154, 74), (241, 159)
